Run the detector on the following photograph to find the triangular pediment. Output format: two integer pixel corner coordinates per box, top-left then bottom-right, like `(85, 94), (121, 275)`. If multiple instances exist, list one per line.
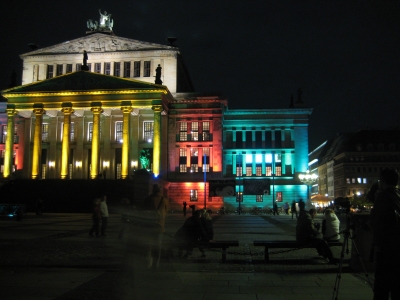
(21, 33), (175, 56)
(2, 71), (168, 94)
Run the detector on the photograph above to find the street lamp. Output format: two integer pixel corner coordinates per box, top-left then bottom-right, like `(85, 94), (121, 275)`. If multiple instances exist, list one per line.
(298, 170), (318, 209)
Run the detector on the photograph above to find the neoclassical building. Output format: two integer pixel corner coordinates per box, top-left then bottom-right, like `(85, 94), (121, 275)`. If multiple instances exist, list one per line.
(0, 13), (312, 211)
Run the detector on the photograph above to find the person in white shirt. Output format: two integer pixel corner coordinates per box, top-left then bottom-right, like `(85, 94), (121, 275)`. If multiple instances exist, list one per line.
(100, 195), (109, 236)
(322, 209), (340, 241)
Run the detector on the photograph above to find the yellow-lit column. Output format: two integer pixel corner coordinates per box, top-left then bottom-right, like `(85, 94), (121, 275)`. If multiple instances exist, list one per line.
(32, 107), (45, 179)
(3, 107), (17, 178)
(90, 105), (102, 179)
(60, 106), (74, 179)
(152, 105), (162, 177)
(121, 105), (133, 179)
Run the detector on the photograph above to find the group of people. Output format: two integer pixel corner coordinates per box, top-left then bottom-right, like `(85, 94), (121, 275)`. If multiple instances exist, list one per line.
(175, 208), (214, 258)
(89, 195), (109, 237)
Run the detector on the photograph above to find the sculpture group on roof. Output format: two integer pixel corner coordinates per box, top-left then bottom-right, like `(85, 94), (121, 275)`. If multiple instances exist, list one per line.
(87, 9), (114, 32)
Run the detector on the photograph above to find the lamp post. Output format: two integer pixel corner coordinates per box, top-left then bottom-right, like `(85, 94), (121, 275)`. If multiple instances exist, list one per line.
(298, 170), (318, 210)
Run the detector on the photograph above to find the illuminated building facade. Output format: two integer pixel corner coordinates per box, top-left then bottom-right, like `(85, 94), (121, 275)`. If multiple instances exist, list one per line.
(0, 18), (313, 210)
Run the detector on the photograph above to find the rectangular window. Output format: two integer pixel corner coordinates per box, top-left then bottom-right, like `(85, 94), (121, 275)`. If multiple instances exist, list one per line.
(236, 166), (243, 176)
(363, 178), (367, 184)
(346, 178), (351, 184)
(76, 63), (82, 71)
(191, 122), (198, 141)
(124, 62), (131, 77)
(246, 166), (252, 176)
(256, 166), (262, 176)
(46, 65), (54, 79)
(42, 124), (49, 142)
(179, 122), (187, 141)
(144, 61), (151, 77)
(116, 163), (122, 179)
(94, 63), (101, 73)
(256, 195), (263, 202)
(134, 61), (140, 77)
(179, 148), (187, 173)
(190, 190), (198, 201)
(202, 147), (210, 172)
(143, 121), (154, 142)
(115, 121), (123, 142)
(104, 62), (111, 75)
(56, 64), (63, 76)
(202, 121), (211, 141)
(266, 166), (272, 176)
(357, 178), (362, 184)
(88, 122), (93, 142)
(114, 62), (121, 77)
(352, 178), (356, 183)
(276, 192), (283, 202)
(190, 164), (198, 173)
(275, 166), (282, 176)
(41, 164), (47, 179)
(1, 125), (6, 143)
(87, 63), (92, 71)
(66, 64), (73, 73)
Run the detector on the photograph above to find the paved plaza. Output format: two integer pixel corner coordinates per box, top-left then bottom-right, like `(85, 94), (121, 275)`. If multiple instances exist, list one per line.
(0, 211), (374, 299)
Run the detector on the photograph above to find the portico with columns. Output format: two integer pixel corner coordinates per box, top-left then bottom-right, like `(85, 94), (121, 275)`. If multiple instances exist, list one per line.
(1, 71), (172, 180)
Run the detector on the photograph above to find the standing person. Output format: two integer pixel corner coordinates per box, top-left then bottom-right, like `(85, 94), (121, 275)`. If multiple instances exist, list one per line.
(273, 202), (279, 215)
(183, 201), (187, 217)
(322, 209), (340, 241)
(143, 184), (169, 268)
(291, 201), (298, 219)
(370, 168), (400, 299)
(89, 198), (101, 237)
(298, 198), (306, 212)
(199, 209), (214, 258)
(100, 195), (109, 236)
(296, 208), (335, 263)
(283, 202), (289, 214)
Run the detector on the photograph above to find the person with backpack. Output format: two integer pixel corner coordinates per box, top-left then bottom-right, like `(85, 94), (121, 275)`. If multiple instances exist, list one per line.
(370, 168), (400, 299)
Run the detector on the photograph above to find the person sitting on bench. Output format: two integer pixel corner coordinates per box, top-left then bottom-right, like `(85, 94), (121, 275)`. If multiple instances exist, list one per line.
(175, 210), (209, 258)
(296, 208), (336, 263)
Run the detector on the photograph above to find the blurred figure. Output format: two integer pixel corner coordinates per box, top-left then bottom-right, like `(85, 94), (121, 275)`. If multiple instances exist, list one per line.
(296, 208), (335, 263)
(183, 201), (187, 217)
(370, 168), (400, 299)
(199, 209), (214, 257)
(100, 195), (108, 236)
(273, 203), (279, 215)
(283, 202), (289, 214)
(89, 198), (101, 237)
(291, 201), (298, 219)
(298, 199), (305, 212)
(144, 184), (169, 268)
(322, 209), (340, 241)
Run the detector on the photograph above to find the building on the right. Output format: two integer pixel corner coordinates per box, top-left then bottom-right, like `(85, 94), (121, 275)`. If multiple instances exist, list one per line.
(314, 130), (400, 200)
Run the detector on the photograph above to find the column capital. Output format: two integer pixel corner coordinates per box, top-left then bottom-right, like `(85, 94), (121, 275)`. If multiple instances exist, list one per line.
(91, 106), (103, 114)
(121, 106), (133, 114)
(6, 108), (17, 117)
(33, 108), (45, 116)
(61, 107), (74, 115)
(152, 105), (163, 113)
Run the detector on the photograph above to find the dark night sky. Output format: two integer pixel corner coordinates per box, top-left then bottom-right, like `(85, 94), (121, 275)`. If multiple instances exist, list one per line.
(1, 0), (399, 150)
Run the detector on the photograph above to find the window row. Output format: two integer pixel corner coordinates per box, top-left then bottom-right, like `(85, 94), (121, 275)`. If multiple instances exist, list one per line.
(346, 178), (369, 184)
(44, 61), (152, 79)
(179, 148), (210, 173)
(1, 121), (154, 144)
(178, 121), (211, 142)
(225, 130), (294, 149)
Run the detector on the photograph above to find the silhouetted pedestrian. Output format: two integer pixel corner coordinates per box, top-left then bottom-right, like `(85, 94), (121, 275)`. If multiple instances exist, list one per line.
(89, 198), (101, 237)
(183, 201), (187, 216)
(291, 201), (298, 219)
(298, 198), (305, 212)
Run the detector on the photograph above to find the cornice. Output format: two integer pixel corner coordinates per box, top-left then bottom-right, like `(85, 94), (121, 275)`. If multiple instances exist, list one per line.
(3, 89), (168, 98)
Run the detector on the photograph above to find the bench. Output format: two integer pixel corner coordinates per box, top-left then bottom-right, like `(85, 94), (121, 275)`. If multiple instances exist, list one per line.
(201, 240), (239, 262)
(253, 240), (343, 262)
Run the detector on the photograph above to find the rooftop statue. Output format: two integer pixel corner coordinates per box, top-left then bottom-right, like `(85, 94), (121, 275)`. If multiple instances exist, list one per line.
(87, 9), (114, 32)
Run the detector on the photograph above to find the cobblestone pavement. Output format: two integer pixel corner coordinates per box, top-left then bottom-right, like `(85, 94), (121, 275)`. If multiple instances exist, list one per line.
(0, 212), (374, 300)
